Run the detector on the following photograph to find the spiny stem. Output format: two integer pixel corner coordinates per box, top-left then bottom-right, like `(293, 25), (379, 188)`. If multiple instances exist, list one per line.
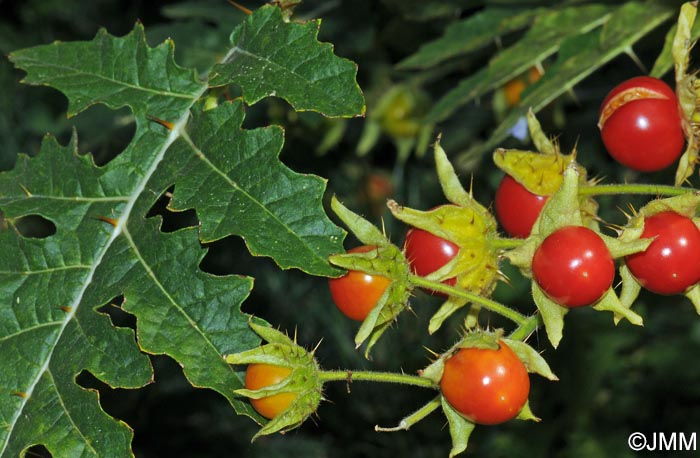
(507, 314), (543, 341)
(375, 396), (442, 432)
(319, 369), (438, 389)
(409, 274), (529, 326)
(580, 183), (696, 197)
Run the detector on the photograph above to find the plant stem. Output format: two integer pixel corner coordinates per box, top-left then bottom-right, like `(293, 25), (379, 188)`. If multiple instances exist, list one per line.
(507, 314), (543, 341)
(409, 274), (529, 326)
(319, 369), (437, 389)
(375, 396), (442, 432)
(491, 236), (525, 250)
(580, 183), (696, 197)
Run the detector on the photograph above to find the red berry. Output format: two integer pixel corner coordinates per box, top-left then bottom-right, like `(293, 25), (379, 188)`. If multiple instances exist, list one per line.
(532, 226), (614, 307)
(599, 76), (684, 172)
(625, 211), (700, 295)
(495, 174), (548, 238)
(404, 227), (458, 289)
(440, 341), (530, 425)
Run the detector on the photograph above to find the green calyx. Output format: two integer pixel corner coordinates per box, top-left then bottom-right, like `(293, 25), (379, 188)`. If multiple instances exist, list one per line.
(418, 329), (503, 387)
(493, 110), (599, 227)
(389, 139), (500, 333)
(329, 197), (413, 356)
(505, 163), (652, 348)
(420, 329), (558, 385)
(224, 320), (323, 440)
(493, 111), (582, 195)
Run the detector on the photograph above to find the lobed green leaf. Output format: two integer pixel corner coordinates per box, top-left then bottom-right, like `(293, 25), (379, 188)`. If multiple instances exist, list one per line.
(209, 5), (365, 117)
(168, 100), (345, 277)
(9, 23), (205, 119)
(2, 5), (365, 453)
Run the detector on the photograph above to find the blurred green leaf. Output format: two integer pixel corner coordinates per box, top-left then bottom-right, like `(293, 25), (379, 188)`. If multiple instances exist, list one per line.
(161, 0), (247, 25)
(381, 0), (473, 20)
(457, 0), (675, 164)
(651, 3), (700, 78)
(147, 20), (232, 75)
(427, 4), (615, 123)
(398, 7), (541, 70)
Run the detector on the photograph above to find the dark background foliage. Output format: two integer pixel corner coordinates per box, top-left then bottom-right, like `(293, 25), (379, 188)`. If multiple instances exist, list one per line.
(2, 0), (699, 457)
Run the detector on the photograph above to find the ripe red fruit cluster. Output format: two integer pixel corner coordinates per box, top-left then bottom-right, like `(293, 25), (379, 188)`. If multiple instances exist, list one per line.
(318, 75), (694, 438)
(494, 76), (687, 239)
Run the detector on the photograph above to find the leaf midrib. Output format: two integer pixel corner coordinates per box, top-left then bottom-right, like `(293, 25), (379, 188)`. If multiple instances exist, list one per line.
(0, 83), (208, 458)
(16, 57), (197, 101)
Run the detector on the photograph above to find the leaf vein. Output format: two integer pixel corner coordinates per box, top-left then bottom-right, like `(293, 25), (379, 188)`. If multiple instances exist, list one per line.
(46, 369), (98, 456)
(120, 225), (225, 360)
(19, 59), (196, 100)
(0, 321), (62, 343)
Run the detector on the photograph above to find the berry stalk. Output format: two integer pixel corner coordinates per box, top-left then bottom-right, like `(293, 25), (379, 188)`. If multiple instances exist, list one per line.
(408, 274), (530, 326)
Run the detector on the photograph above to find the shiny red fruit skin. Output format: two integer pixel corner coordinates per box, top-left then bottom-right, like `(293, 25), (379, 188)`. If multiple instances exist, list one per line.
(625, 211), (700, 295)
(440, 341), (530, 425)
(328, 245), (392, 321)
(404, 228), (458, 288)
(494, 174), (549, 238)
(532, 226), (614, 307)
(599, 76), (684, 172)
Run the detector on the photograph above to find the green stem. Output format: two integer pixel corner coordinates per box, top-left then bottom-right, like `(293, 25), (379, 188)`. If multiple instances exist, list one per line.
(375, 396), (442, 432)
(580, 183), (696, 197)
(507, 314), (543, 341)
(409, 274), (529, 326)
(491, 236), (525, 250)
(319, 369), (437, 390)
